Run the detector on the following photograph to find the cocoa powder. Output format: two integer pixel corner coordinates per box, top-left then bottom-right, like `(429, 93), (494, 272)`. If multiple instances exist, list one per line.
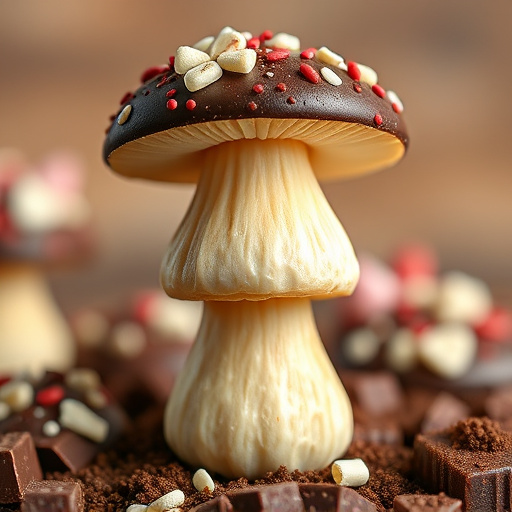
(447, 417), (512, 452)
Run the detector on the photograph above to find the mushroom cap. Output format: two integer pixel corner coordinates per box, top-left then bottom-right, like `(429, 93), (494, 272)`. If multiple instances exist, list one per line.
(104, 44), (408, 183)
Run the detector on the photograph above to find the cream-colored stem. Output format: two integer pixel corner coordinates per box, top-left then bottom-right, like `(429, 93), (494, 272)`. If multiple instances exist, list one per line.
(160, 138), (359, 301)
(0, 263), (75, 375)
(164, 297), (353, 479)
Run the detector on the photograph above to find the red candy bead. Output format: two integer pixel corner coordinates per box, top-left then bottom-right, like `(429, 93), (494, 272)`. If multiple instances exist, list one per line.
(247, 37), (260, 49)
(166, 89), (177, 98)
(266, 49), (290, 62)
(300, 48), (316, 59)
(347, 61), (361, 81)
(374, 114), (383, 126)
(259, 30), (273, 42)
(299, 63), (321, 84)
(392, 244), (438, 280)
(186, 99), (197, 110)
(252, 84), (264, 94)
(166, 99), (178, 110)
(372, 84), (386, 98)
(248, 101), (258, 111)
(474, 307), (512, 343)
(36, 385), (65, 406)
(276, 83), (287, 92)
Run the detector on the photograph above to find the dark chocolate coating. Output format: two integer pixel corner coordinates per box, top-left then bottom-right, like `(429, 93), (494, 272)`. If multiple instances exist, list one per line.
(104, 48), (408, 180)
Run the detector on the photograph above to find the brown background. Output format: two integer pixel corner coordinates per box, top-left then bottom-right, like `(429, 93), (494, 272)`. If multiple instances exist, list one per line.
(1, 1), (511, 311)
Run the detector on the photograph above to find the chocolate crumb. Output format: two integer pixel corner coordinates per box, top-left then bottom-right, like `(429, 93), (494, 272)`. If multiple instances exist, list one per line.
(447, 417), (511, 452)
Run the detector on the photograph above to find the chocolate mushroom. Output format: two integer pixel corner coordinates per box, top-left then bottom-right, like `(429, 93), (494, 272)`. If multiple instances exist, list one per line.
(103, 27), (408, 478)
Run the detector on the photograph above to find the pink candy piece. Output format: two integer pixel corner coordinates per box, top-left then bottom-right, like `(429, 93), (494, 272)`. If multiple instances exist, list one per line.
(38, 153), (85, 194)
(391, 243), (438, 280)
(474, 307), (512, 343)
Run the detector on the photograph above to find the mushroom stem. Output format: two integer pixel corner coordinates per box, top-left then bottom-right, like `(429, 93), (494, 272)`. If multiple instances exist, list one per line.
(161, 138), (359, 301)
(0, 262), (75, 375)
(164, 297), (353, 479)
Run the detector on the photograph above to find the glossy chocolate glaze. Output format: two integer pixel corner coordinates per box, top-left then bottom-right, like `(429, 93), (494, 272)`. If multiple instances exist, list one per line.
(104, 49), (408, 172)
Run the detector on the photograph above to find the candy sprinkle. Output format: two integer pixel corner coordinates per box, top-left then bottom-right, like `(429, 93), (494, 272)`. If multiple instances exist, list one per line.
(247, 37), (260, 49)
(374, 113), (383, 126)
(248, 101), (258, 111)
(300, 48), (316, 59)
(117, 104), (132, 125)
(186, 99), (197, 110)
(276, 82), (287, 92)
(353, 83), (362, 93)
(287, 96), (296, 104)
(259, 30), (273, 42)
(372, 84), (386, 98)
(252, 83), (264, 94)
(299, 63), (321, 84)
(166, 89), (177, 98)
(166, 99), (178, 110)
(347, 61), (361, 81)
(266, 49), (290, 62)
(320, 67), (342, 86)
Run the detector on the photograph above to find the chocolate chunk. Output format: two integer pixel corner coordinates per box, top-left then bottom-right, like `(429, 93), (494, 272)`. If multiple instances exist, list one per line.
(189, 495), (233, 512)
(0, 432), (42, 503)
(227, 482), (303, 512)
(393, 493), (462, 512)
(421, 392), (471, 434)
(414, 426), (512, 512)
(485, 385), (512, 422)
(21, 480), (83, 512)
(299, 483), (377, 511)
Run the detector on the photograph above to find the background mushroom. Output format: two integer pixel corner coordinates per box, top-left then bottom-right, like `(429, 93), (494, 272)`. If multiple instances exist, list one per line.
(103, 28), (408, 479)
(0, 149), (92, 376)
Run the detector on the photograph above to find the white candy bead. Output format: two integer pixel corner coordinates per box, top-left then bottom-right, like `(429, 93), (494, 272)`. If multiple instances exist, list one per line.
(59, 398), (109, 443)
(217, 49), (257, 74)
(65, 368), (101, 392)
(147, 490), (185, 512)
(184, 61), (223, 92)
(419, 323), (477, 379)
(0, 380), (33, 412)
(42, 420), (61, 437)
(316, 47), (345, 68)
(357, 64), (378, 86)
(342, 327), (380, 366)
(118, 105), (132, 125)
(265, 32), (300, 51)
(110, 321), (147, 358)
(387, 90), (404, 113)
(0, 401), (10, 421)
(208, 27), (246, 60)
(332, 458), (370, 487)
(192, 36), (214, 53)
(320, 67), (342, 86)
(435, 271), (492, 324)
(385, 327), (418, 373)
(126, 505), (148, 512)
(192, 468), (215, 493)
(174, 46), (211, 75)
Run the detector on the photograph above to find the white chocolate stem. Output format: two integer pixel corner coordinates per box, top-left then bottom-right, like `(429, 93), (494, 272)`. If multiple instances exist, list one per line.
(161, 139), (359, 301)
(164, 297), (353, 479)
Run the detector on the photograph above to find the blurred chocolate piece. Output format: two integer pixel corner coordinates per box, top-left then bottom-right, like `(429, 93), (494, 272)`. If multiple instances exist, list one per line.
(343, 371), (404, 417)
(421, 392), (471, 434)
(21, 480), (83, 512)
(414, 419), (512, 512)
(353, 413), (403, 445)
(189, 495), (233, 512)
(299, 483), (377, 511)
(393, 493), (462, 511)
(0, 432), (42, 503)
(485, 384), (512, 422)
(227, 482), (303, 512)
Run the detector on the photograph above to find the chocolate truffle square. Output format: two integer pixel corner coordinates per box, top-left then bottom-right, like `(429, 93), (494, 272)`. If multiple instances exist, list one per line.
(393, 493), (462, 512)
(414, 425), (512, 512)
(299, 483), (377, 511)
(227, 482), (303, 512)
(0, 432), (42, 503)
(21, 480), (83, 512)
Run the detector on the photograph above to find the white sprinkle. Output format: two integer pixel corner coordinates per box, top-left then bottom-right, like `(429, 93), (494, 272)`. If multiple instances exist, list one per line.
(265, 71), (274, 78)
(320, 67), (342, 86)
(147, 490), (185, 512)
(42, 420), (61, 437)
(357, 64), (378, 86)
(0, 401), (10, 421)
(0, 380), (33, 412)
(33, 406), (46, 419)
(192, 36), (214, 53)
(332, 458), (370, 487)
(208, 27), (246, 60)
(316, 47), (345, 68)
(217, 49), (257, 74)
(59, 398), (109, 443)
(265, 32), (300, 51)
(192, 468), (215, 493)
(387, 90), (404, 113)
(184, 61), (223, 92)
(385, 327), (418, 373)
(174, 46), (211, 75)
(117, 105), (132, 125)
(342, 327), (380, 366)
(126, 505), (148, 512)
(65, 368), (101, 392)
(109, 321), (147, 359)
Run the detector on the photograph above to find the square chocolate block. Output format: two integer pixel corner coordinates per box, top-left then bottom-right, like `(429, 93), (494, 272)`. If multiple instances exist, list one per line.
(0, 432), (42, 503)
(227, 482), (303, 512)
(414, 431), (512, 512)
(393, 493), (462, 512)
(299, 483), (377, 511)
(21, 480), (83, 512)
(189, 495), (233, 512)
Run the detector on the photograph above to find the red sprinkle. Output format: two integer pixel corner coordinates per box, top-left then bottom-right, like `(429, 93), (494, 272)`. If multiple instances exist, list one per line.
(372, 84), (386, 98)
(347, 61), (361, 81)
(140, 65), (169, 83)
(247, 37), (260, 49)
(299, 63), (321, 84)
(166, 89), (177, 98)
(186, 99), (197, 110)
(276, 82), (287, 92)
(266, 49), (290, 62)
(287, 96), (296, 104)
(252, 83), (264, 94)
(156, 75), (169, 88)
(300, 48), (316, 59)
(248, 101), (258, 111)
(166, 99), (178, 110)
(119, 92), (134, 105)
(392, 103), (401, 113)
(374, 113), (383, 126)
(353, 83), (362, 93)
(259, 30), (273, 43)
(36, 385), (65, 406)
